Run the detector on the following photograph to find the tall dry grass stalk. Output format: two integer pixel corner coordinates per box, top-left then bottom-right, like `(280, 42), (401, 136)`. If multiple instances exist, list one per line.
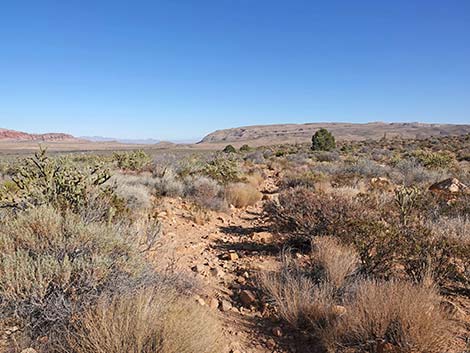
(65, 289), (224, 353)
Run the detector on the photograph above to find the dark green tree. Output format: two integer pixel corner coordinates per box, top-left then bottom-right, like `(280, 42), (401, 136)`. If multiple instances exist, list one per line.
(222, 144), (236, 153)
(311, 128), (336, 151)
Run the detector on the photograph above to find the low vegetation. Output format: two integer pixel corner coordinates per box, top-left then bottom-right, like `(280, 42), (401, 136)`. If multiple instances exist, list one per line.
(0, 131), (469, 352)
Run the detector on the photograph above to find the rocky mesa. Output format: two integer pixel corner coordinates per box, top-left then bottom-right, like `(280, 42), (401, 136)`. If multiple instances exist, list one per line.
(0, 128), (77, 142)
(199, 122), (470, 145)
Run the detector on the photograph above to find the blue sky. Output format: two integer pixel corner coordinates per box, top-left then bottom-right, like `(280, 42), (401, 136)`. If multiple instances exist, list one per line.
(0, 1), (469, 140)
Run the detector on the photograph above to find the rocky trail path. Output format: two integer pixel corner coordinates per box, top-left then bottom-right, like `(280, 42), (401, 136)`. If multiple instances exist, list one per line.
(153, 172), (304, 353)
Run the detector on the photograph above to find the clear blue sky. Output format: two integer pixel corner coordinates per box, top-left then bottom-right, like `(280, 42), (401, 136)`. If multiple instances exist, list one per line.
(1, 1), (469, 140)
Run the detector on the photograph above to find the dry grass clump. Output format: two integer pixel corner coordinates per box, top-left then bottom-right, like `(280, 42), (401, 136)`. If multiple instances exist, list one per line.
(245, 171), (264, 188)
(65, 288), (224, 353)
(311, 237), (359, 289)
(329, 280), (456, 353)
(260, 257), (339, 336)
(262, 253), (458, 352)
(225, 182), (262, 208)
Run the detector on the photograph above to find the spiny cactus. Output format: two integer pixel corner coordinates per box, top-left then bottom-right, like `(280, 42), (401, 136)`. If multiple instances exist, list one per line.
(395, 185), (421, 226)
(0, 148), (111, 212)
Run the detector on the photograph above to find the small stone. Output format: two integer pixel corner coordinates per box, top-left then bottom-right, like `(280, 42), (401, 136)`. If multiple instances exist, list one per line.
(272, 326), (283, 337)
(332, 305), (347, 316)
(228, 252), (239, 261)
(239, 289), (256, 306)
(266, 338), (276, 349)
(220, 299), (232, 312)
(210, 267), (225, 278)
(236, 276), (246, 285)
(252, 231), (273, 243)
(209, 298), (219, 309)
(195, 296), (206, 306)
(429, 178), (468, 194)
(191, 264), (205, 273)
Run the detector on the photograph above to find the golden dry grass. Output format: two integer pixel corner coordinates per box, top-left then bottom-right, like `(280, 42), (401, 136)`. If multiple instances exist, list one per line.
(64, 289), (224, 353)
(225, 182), (262, 208)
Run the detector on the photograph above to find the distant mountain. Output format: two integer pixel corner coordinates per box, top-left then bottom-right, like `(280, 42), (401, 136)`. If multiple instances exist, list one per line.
(81, 136), (161, 144)
(0, 128), (76, 141)
(199, 122), (470, 145)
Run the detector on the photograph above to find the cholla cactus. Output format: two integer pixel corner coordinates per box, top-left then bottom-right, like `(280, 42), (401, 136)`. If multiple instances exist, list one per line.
(1, 147), (111, 212)
(395, 186), (421, 226)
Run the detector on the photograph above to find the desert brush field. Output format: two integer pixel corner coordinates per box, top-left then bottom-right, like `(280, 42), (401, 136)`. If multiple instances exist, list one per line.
(0, 131), (469, 353)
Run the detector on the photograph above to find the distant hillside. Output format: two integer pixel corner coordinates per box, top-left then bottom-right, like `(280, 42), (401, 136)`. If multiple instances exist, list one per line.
(0, 128), (76, 142)
(81, 136), (161, 144)
(199, 122), (470, 145)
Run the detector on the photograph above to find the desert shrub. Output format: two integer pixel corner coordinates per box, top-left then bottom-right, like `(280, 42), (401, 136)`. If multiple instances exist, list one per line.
(153, 169), (185, 197)
(329, 280), (456, 353)
(264, 187), (364, 246)
(393, 158), (448, 185)
(225, 182), (261, 208)
(0, 149), (113, 215)
(343, 219), (401, 279)
(65, 288), (223, 353)
(113, 150), (151, 171)
(115, 183), (152, 211)
(412, 150), (455, 169)
(0, 207), (148, 343)
(279, 171), (324, 190)
(244, 150), (265, 164)
(239, 144), (251, 152)
(222, 144), (236, 153)
(312, 151), (340, 162)
(184, 175), (226, 211)
(398, 224), (470, 284)
(266, 185), (469, 284)
(342, 159), (388, 178)
(311, 128), (336, 151)
(202, 156), (241, 184)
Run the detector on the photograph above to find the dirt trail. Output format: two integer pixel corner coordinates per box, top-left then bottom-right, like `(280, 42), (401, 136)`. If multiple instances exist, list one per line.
(153, 171), (299, 353)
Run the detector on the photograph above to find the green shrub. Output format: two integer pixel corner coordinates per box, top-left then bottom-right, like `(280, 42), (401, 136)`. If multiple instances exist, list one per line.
(311, 128), (336, 151)
(222, 144), (236, 153)
(239, 144), (251, 152)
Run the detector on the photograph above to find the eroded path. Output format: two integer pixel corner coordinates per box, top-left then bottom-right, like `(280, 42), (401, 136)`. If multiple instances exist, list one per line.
(152, 171), (298, 353)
